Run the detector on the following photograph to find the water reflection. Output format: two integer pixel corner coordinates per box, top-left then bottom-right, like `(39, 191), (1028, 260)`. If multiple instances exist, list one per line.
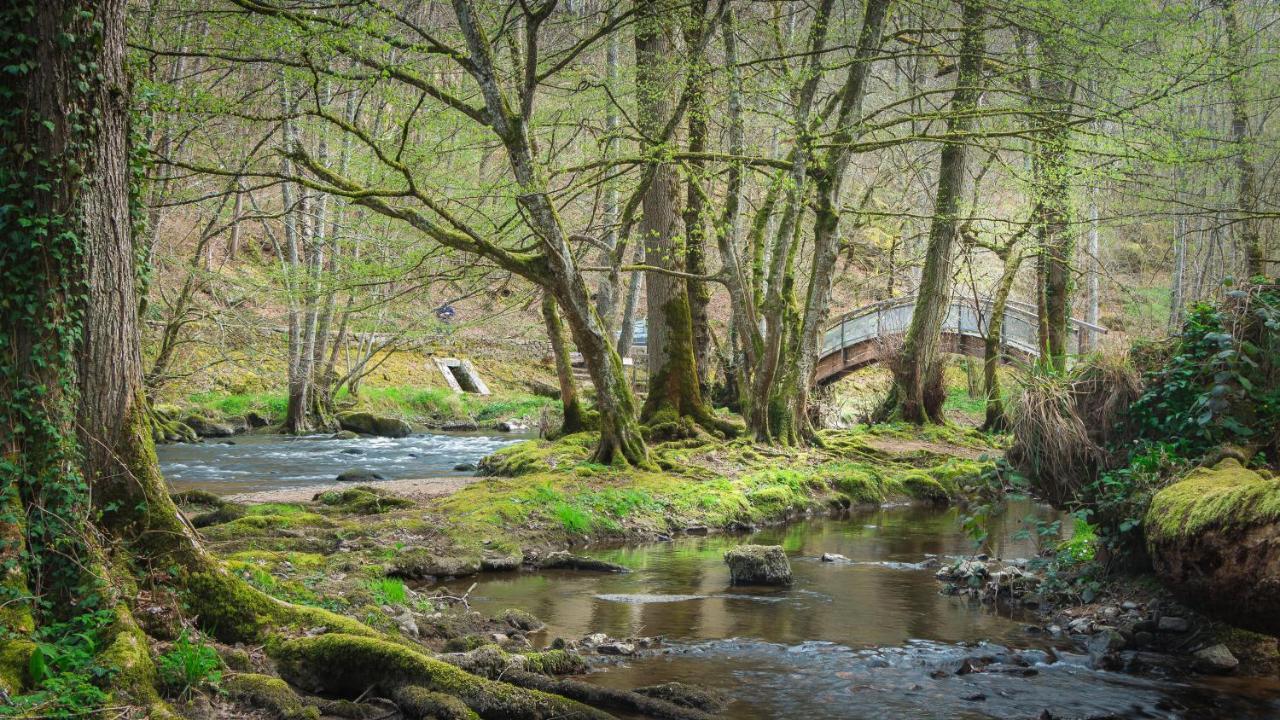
(442, 503), (1280, 719)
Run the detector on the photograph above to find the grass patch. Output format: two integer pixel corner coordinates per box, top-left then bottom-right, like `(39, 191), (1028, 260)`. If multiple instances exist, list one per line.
(366, 577), (409, 605)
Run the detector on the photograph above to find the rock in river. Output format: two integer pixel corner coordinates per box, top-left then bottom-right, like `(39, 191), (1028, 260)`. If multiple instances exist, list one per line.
(724, 544), (792, 586)
(182, 414), (236, 438)
(1146, 458), (1280, 635)
(337, 468), (386, 483)
(336, 411), (413, 438)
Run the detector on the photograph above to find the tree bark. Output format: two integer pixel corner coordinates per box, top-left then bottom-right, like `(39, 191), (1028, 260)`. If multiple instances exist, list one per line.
(1220, 0), (1264, 278)
(543, 293), (587, 435)
(884, 0), (985, 424)
(634, 0), (721, 435)
(1033, 40), (1076, 372)
(682, 0), (713, 395)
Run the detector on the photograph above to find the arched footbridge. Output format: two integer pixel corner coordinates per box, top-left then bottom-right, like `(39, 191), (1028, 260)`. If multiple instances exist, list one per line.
(815, 296), (1107, 386)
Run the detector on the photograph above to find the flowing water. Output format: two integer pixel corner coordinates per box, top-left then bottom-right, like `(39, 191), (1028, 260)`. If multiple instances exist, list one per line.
(442, 505), (1280, 719)
(157, 431), (527, 495)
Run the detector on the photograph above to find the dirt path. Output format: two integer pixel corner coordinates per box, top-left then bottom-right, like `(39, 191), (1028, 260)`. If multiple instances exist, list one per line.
(224, 475), (481, 505)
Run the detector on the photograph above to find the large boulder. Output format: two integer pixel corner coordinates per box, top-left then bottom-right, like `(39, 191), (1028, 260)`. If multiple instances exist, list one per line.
(336, 411), (413, 438)
(1146, 458), (1280, 635)
(724, 545), (792, 586)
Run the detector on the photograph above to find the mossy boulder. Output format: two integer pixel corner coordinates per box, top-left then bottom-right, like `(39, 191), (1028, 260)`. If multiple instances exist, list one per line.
(337, 412), (413, 438)
(724, 545), (792, 586)
(1146, 458), (1280, 635)
(315, 487), (413, 514)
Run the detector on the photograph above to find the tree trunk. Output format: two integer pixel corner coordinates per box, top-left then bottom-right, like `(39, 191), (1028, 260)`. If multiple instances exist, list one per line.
(635, 0), (721, 435)
(1220, 0), (1264, 278)
(982, 252), (1023, 432)
(1033, 42), (1076, 372)
(884, 0), (985, 424)
(542, 293), (587, 435)
(682, 0), (713, 395)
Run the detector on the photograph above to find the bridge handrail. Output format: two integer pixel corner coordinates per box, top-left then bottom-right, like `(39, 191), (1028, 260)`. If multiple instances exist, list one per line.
(821, 295), (1107, 358)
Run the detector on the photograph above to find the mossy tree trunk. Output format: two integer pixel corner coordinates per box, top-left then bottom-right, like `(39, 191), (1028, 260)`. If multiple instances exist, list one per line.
(981, 248), (1025, 432)
(682, 0), (714, 396)
(634, 0), (725, 437)
(542, 292), (587, 436)
(1032, 39), (1076, 374)
(1220, 0), (1264, 279)
(884, 0), (985, 424)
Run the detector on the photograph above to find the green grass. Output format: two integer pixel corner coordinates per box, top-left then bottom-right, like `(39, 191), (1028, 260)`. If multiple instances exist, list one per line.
(366, 577), (409, 605)
(187, 390), (287, 418)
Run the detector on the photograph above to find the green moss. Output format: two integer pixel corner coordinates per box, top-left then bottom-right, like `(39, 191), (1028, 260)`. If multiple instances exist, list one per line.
(202, 512), (332, 540)
(185, 571), (372, 644)
(1146, 458), (1280, 541)
(392, 685), (481, 720)
(315, 487), (414, 514)
(225, 672), (320, 720)
(100, 606), (177, 718)
(896, 470), (952, 503)
(519, 649), (587, 676)
(478, 434), (594, 476)
(271, 633), (608, 719)
(0, 639), (34, 695)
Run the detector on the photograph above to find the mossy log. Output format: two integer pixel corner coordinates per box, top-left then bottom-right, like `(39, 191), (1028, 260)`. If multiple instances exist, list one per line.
(271, 633), (615, 720)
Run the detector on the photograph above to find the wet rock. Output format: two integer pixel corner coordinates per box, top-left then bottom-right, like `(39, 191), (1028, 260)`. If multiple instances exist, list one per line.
(597, 641), (636, 656)
(441, 421), (479, 431)
(683, 525), (709, 535)
(336, 411), (413, 438)
(183, 414), (235, 438)
(582, 633), (608, 646)
(453, 462), (477, 472)
(389, 549), (480, 579)
(1192, 644), (1239, 674)
(389, 607), (419, 638)
(935, 558), (989, 584)
(635, 682), (728, 713)
(245, 411), (271, 428)
(499, 609), (545, 632)
(1087, 629), (1128, 668)
(480, 554), (522, 572)
(1146, 458), (1280, 635)
(821, 553), (849, 563)
(1134, 631), (1154, 647)
(337, 468), (386, 483)
(340, 448), (365, 455)
(496, 421), (528, 432)
(724, 545), (792, 586)
(332, 430), (359, 440)
(1157, 616), (1190, 633)
(726, 520), (757, 533)
(537, 551), (629, 573)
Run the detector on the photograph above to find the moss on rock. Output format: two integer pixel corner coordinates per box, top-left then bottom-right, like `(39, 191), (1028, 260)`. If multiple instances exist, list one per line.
(1146, 458), (1280, 541)
(315, 487), (414, 514)
(225, 673), (320, 720)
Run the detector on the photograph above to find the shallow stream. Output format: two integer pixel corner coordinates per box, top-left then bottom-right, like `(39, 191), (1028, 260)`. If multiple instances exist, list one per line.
(157, 430), (526, 495)
(442, 505), (1280, 719)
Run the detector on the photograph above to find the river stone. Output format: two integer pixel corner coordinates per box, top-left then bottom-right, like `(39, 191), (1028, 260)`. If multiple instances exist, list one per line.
(332, 430), (359, 440)
(1192, 644), (1239, 674)
(821, 553), (849, 563)
(1157, 616), (1190, 633)
(453, 462), (477, 472)
(336, 468), (386, 483)
(388, 549), (480, 579)
(336, 411), (413, 438)
(1087, 629), (1128, 669)
(1145, 458), (1280, 635)
(724, 545), (792, 586)
(183, 414), (235, 438)
(635, 683), (728, 713)
(537, 551), (629, 573)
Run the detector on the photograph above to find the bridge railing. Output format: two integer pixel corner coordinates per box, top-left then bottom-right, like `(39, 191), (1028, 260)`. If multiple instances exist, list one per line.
(820, 296), (1107, 359)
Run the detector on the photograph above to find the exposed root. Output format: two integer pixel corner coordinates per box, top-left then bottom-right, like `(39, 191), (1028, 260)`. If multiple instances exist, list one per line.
(225, 672), (321, 720)
(270, 633), (614, 720)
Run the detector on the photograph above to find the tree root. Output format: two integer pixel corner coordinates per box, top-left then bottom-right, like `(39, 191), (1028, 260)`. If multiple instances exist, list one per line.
(225, 673), (321, 720)
(270, 633), (615, 720)
(440, 646), (716, 720)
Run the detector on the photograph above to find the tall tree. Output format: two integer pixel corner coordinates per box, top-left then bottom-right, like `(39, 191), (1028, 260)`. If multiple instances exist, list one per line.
(882, 0), (985, 423)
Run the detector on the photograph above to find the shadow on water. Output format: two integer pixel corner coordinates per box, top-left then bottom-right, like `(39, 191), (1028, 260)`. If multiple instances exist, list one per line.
(443, 502), (1280, 719)
(157, 430), (528, 495)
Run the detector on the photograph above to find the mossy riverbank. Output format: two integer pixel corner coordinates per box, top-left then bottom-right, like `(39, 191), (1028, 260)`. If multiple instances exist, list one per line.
(176, 424), (1000, 645)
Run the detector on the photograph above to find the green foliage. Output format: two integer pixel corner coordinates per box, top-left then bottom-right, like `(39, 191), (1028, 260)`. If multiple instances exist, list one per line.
(1, 610), (115, 718)
(1128, 288), (1280, 460)
(156, 630), (222, 698)
(366, 577), (408, 605)
(552, 503), (593, 533)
